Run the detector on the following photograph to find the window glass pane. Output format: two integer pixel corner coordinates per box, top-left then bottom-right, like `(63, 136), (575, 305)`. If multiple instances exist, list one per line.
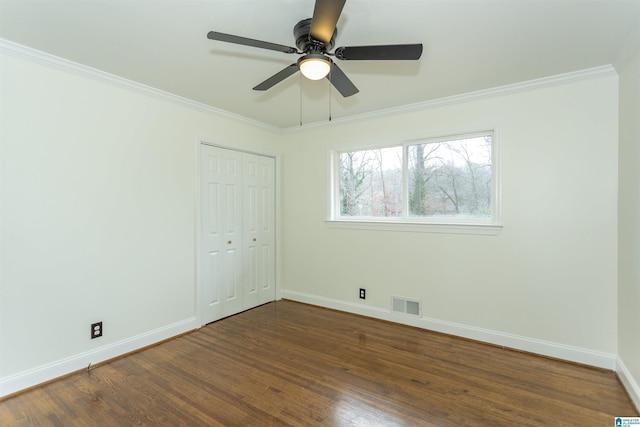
(339, 146), (403, 217)
(408, 136), (492, 218)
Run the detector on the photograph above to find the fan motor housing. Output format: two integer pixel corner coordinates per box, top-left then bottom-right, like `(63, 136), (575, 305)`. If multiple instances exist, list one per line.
(294, 18), (336, 53)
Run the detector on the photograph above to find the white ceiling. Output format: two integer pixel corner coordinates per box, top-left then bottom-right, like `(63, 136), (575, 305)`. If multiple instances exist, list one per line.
(1, 0), (639, 129)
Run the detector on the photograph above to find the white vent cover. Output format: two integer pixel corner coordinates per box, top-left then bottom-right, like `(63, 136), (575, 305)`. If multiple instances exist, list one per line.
(391, 296), (421, 316)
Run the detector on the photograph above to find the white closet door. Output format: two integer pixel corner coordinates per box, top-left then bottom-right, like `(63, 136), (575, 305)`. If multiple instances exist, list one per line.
(200, 145), (276, 325)
(243, 153), (276, 308)
(200, 145), (244, 324)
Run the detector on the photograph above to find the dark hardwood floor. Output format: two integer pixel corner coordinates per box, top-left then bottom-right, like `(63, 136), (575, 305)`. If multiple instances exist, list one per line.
(2, 300), (637, 426)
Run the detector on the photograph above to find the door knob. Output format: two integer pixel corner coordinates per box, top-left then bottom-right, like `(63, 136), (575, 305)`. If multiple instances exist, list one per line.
(253, 238), (257, 242)
(227, 240), (232, 244)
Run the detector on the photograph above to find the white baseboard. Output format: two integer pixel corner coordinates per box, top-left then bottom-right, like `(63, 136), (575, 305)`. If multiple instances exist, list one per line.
(281, 290), (617, 370)
(617, 357), (640, 412)
(4, 297), (631, 405)
(0, 317), (198, 398)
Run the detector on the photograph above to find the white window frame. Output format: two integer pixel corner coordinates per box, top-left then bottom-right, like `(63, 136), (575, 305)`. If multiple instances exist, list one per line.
(326, 130), (502, 235)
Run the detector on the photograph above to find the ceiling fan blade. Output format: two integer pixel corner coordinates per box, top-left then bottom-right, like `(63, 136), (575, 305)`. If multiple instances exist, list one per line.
(335, 44), (423, 60)
(327, 62), (359, 97)
(310, 0), (346, 44)
(207, 31), (298, 54)
(253, 64), (299, 91)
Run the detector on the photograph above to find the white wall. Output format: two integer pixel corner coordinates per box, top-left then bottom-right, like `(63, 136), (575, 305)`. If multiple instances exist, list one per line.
(0, 41), (632, 402)
(0, 51), (281, 395)
(282, 74), (620, 367)
(618, 40), (640, 408)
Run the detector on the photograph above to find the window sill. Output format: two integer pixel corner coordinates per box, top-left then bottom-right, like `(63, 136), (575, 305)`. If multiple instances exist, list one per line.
(325, 220), (502, 236)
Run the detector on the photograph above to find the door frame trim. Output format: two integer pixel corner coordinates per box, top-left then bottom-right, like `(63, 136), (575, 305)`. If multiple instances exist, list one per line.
(195, 138), (282, 327)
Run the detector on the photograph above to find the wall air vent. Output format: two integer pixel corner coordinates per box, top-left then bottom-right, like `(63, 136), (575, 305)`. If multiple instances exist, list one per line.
(391, 296), (421, 316)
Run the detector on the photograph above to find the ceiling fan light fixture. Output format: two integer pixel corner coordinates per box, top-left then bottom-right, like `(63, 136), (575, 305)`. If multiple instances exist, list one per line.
(298, 54), (331, 80)
(208, 0), (423, 97)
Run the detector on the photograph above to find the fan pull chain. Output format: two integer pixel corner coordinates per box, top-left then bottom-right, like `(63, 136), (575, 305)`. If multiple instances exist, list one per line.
(328, 65), (332, 122)
(299, 72), (303, 127)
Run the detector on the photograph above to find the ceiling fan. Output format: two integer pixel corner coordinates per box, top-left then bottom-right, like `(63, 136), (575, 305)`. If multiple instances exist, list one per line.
(207, 0), (423, 97)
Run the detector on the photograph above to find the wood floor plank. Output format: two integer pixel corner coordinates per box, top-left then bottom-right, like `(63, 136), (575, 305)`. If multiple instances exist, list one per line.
(1, 300), (637, 426)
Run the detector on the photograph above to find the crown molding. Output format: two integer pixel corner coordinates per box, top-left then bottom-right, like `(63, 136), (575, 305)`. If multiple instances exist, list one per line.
(282, 64), (617, 132)
(1, 38), (617, 134)
(0, 38), (281, 133)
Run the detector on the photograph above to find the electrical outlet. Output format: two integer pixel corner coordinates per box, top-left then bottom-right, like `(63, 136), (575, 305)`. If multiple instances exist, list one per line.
(91, 322), (102, 339)
(359, 288), (366, 299)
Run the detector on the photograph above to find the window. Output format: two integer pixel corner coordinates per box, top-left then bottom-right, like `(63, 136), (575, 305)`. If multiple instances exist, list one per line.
(329, 131), (501, 234)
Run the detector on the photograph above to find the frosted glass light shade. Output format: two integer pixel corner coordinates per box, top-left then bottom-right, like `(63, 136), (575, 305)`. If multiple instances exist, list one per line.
(299, 56), (331, 80)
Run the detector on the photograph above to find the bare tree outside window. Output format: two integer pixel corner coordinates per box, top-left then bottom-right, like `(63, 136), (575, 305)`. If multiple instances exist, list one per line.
(337, 133), (493, 221)
(339, 147), (402, 217)
(408, 136), (492, 218)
